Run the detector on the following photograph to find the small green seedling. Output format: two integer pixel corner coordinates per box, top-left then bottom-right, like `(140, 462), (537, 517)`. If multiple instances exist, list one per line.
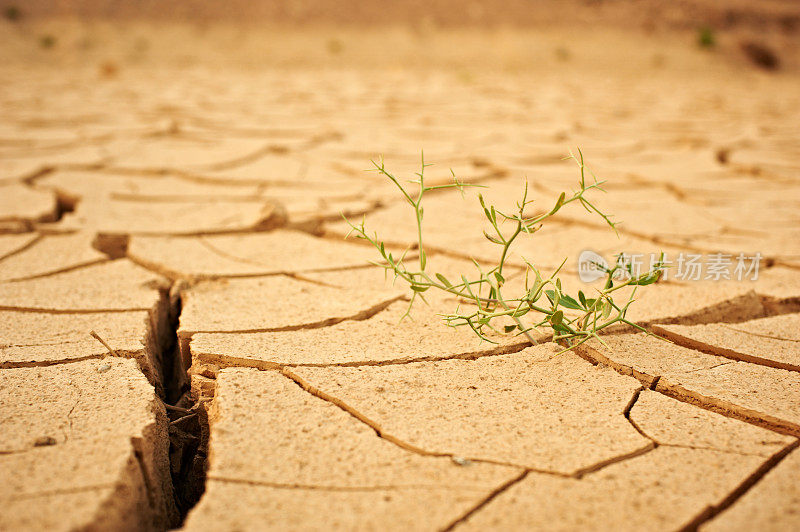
(698, 27), (716, 48)
(346, 151), (666, 353)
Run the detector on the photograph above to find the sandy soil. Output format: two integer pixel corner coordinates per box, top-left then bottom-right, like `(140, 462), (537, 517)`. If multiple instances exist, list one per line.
(1, 12), (799, 532)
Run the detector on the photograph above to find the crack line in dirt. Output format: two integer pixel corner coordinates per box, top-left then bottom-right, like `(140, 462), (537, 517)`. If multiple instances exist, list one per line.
(622, 386), (654, 441)
(174, 119), (324, 140)
(651, 325), (800, 373)
(179, 294), (405, 336)
(279, 366), (556, 472)
(545, 214), (790, 266)
(106, 225), (289, 239)
(191, 338), (532, 372)
(774, 260), (800, 271)
(620, 385), (774, 458)
(0, 234), (43, 263)
(593, 292), (800, 338)
(720, 323), (800, 343)
(108, 192), (290, 204)
(320, 225), (523, 269)
(655, 382), (800, 438)
(676, 439), (800, 532)
(0, 306), (151, 314)
(205, 477), (492, 492)
(129, 248), (386, 283)
(1, 354), (104, 370)
(196, 236), (282, 268)
(320, 227), (532, 277)
(440, 470), (530, 532)
(177, 235), (384, 280)
(3, 258), (112, 283)
(3, 484), (121, 500)
(575, 344), (800, 438)
(291, 201), (383, 227)
(277, 366), (671, 481)
(280, 367), (471, 458)
(94, 164), (338, 188)
(571, 443), (656, 479)
(18, 165), (57, 186)
(194, 143), (289, 173)
(281, 272), (345, 288)
(683, 361), (735, 374)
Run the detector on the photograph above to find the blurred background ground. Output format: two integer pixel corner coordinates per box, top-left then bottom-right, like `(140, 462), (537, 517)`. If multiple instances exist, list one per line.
(1, 0), (798, 71)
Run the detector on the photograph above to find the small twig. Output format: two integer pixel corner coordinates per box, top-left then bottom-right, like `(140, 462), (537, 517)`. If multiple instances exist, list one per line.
(164, 404), (193, 414)
(169, 413), (198, 425)
(89, 330), (117, 358)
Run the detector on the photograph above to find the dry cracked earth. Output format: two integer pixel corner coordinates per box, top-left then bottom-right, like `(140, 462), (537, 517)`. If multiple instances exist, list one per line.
(1, 20), (800, 532)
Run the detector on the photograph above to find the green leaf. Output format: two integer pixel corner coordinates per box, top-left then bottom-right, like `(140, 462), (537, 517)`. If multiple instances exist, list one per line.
(552, 322), (571, 334)
(494, 271), (505, 286)
(504, 325), (518, 333)
(525, 287), (541, 303)
(435, 273), (452, 288)
(584, 298), (597, 310)
(420, 250), (427, 270)
(578, 290), (586, 307)
(550, 310), (564, 326)
(631, 271), (661, 286)
(558, 294), (583, 310)
(410, 285), (429, 293)
(602, 299), (612, 319)
(478, 194), (493, 221)
(483, 230), (503, 244)
(552, 192), (566, 213)
(528, 273), (542, 299)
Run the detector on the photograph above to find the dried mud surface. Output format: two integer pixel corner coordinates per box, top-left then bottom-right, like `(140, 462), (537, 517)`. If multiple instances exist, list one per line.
(0, 16), (799, 532)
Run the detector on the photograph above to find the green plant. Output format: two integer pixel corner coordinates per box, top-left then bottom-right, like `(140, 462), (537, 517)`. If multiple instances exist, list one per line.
(345, 151), (665, 352)
(698, 27), (716, 48)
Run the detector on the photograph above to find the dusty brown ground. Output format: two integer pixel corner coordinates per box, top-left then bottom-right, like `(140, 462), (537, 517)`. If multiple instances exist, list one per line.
(1, 11), (800, 532)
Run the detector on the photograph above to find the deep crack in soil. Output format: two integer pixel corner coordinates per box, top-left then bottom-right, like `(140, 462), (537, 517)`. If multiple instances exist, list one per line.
(676, 439), (800, 532)
(158, 287), (208, 527)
